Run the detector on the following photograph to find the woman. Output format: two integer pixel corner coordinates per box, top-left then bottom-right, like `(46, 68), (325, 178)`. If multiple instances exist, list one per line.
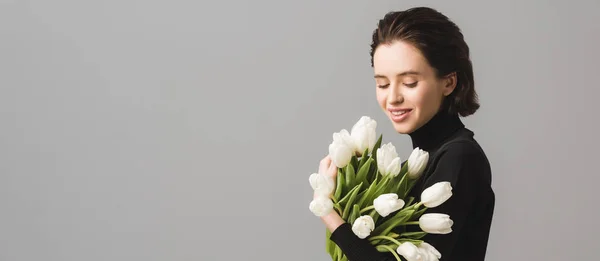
(314, 7), (495, 261)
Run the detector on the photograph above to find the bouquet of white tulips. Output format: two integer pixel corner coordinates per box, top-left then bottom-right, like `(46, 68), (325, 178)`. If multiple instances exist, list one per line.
(309, 116), (454, 261)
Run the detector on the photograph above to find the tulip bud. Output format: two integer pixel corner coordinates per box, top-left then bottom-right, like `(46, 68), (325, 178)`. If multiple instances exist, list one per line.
(350, 116), (377, 156)
(376, 142), (402, 177)
(419, 213), (453, 234)
(420, 181), (453, 208)
(396, 242), (423, 261)
(418, 242), (442, 261)
(407, 147), (429, 179)
(309, 173), (335, 197)
(309, 196), (334, 217)
(328, 129), (355, 168)
(373, 193), (405, 217)
(351, 215), (375, 239)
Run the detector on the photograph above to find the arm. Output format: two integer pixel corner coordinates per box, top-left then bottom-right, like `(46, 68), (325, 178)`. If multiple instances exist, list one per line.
(416, 141), (485, 256)
(324, 212), (398, 261)
(315, 156), (397, 261)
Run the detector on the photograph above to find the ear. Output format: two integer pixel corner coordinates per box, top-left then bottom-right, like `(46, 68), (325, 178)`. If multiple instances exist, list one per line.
(442, 72), (457, 96)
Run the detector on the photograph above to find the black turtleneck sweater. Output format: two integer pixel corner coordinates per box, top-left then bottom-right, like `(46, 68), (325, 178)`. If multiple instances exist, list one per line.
(329, 112), (495, 261)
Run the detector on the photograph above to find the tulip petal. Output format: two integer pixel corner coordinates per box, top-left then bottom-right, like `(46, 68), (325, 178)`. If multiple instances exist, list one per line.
(351, 215), (375, 239)
(419, 213), (453, 234)
(309, 196), (334, 217)
(387, 156), (402, 177)
(421, 181), (453, 208)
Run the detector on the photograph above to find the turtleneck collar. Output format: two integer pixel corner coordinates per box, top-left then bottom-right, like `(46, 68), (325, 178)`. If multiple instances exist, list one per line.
(408, 111), (465, 151)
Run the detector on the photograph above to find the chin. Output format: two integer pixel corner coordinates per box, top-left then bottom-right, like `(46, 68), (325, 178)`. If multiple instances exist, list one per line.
(390, 121), (416, 134)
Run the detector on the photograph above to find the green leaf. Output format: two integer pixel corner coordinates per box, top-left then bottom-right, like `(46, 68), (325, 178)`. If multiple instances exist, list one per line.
(371, 208), (415, 237)
(356, 176), (378, 208)
(342, 182), (363, 219)
(333, 168), (345, 200)
(358, 148), (369, 167)
(335, 246), (342, 261)
(368, 176), (391, 204)
(339, 253), (348, 261)
(326, 231), (336, 258)
(345, 164), (356, 189)
(355, 157), (373, 185)
(350, 156), (359, 171)
(393, 172), (409, 196)
(366, 160), (378, 183)
(337, 183), (361, 207)
(372, 134), (383, 160)
(405, 197), (415, 207)
(400, 231), (427, 239)
(348, 204), (360, 225)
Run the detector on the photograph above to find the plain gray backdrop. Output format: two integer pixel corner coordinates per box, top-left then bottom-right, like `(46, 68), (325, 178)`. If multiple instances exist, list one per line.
(2, 0), (599, 260)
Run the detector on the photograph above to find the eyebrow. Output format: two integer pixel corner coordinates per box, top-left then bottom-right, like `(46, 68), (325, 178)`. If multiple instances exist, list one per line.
(374, 71), (420, 79)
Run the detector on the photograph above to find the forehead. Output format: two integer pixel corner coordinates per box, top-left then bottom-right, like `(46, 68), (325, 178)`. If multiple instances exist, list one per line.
(373, 41), (430, 76)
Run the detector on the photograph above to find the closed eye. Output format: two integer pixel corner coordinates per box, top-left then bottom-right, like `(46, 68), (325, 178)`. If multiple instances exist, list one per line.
(377, 84), (389, 89)
(404, 82), (418, 88)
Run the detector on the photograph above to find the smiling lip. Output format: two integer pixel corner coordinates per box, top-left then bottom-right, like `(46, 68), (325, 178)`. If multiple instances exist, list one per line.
(388, 108), (412, 122)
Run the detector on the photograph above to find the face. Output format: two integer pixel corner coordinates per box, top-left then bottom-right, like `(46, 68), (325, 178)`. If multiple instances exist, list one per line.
(373, 40), (457, 134)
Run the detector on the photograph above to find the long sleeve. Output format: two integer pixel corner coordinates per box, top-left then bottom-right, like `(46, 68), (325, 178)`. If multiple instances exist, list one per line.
(329, 223), (398, 261)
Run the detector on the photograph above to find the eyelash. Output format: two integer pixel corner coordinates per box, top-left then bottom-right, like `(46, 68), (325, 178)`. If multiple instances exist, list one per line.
(404, 82), (418, 88)
(377, 82), (418, 88)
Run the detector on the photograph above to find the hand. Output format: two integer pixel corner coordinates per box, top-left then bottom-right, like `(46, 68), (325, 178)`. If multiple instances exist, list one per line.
(311, 155), (346, 231)
(314, 155), (338, 200)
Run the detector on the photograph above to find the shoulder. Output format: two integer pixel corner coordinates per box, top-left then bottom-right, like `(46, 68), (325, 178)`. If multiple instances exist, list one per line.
(439, 139), (486, 162)
(428, 131), (492, 184)
(437, 129), (489, 164)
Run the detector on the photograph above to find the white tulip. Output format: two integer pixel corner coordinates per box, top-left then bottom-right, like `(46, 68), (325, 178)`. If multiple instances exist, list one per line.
(333, 129), (357, 152)
(309, 196), (334, 217)
(419, 213), (453, 234)
(418, 242), (441, 261)
(407, 147), (429, 179)
(373, 193), (405, 217)
(309, 173), (335, 197)
(351, 215), (375, 239)
(350, 116), (377, 156)
(420, 181), (453, 208)
(396, 242), (424, 261)
(328, 129), (355, 168)
(376, 142), (402, 177)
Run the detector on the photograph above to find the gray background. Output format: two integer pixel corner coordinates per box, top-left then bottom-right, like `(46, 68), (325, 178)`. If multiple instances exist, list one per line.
(1, 0), (598, 260)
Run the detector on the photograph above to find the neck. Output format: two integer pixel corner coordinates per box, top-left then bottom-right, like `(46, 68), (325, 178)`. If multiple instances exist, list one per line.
(408, 111), (464, 151)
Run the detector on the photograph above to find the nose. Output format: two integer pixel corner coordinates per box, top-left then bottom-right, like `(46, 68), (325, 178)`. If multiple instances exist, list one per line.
(387, 83), (403, 105)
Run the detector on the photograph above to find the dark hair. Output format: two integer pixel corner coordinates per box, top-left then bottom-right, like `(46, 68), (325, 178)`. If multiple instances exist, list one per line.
(370, 7), (479, 116)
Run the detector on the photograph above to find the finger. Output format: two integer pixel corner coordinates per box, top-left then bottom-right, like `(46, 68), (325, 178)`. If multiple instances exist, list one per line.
(328, 162), (338, 177)
(319, 159), (329, 174)
(319, 156), (330, 175)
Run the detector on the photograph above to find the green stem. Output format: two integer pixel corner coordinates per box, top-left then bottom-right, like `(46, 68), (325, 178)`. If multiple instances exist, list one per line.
(360, 205), (375, 214)
(402, 221), (420, 225)
(379, 245), (402, 261)
(368, 235), (402, 246)
(334, 205), (342, 214)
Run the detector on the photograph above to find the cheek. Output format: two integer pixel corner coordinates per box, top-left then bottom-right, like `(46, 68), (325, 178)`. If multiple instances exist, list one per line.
(375, 89), (387, 108)
(409, 86), (441, 112)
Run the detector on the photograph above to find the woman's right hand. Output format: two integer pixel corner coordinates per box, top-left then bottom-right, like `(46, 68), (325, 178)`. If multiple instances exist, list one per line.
(314, 155), (339, 199)
(315, 155), (345, 232)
